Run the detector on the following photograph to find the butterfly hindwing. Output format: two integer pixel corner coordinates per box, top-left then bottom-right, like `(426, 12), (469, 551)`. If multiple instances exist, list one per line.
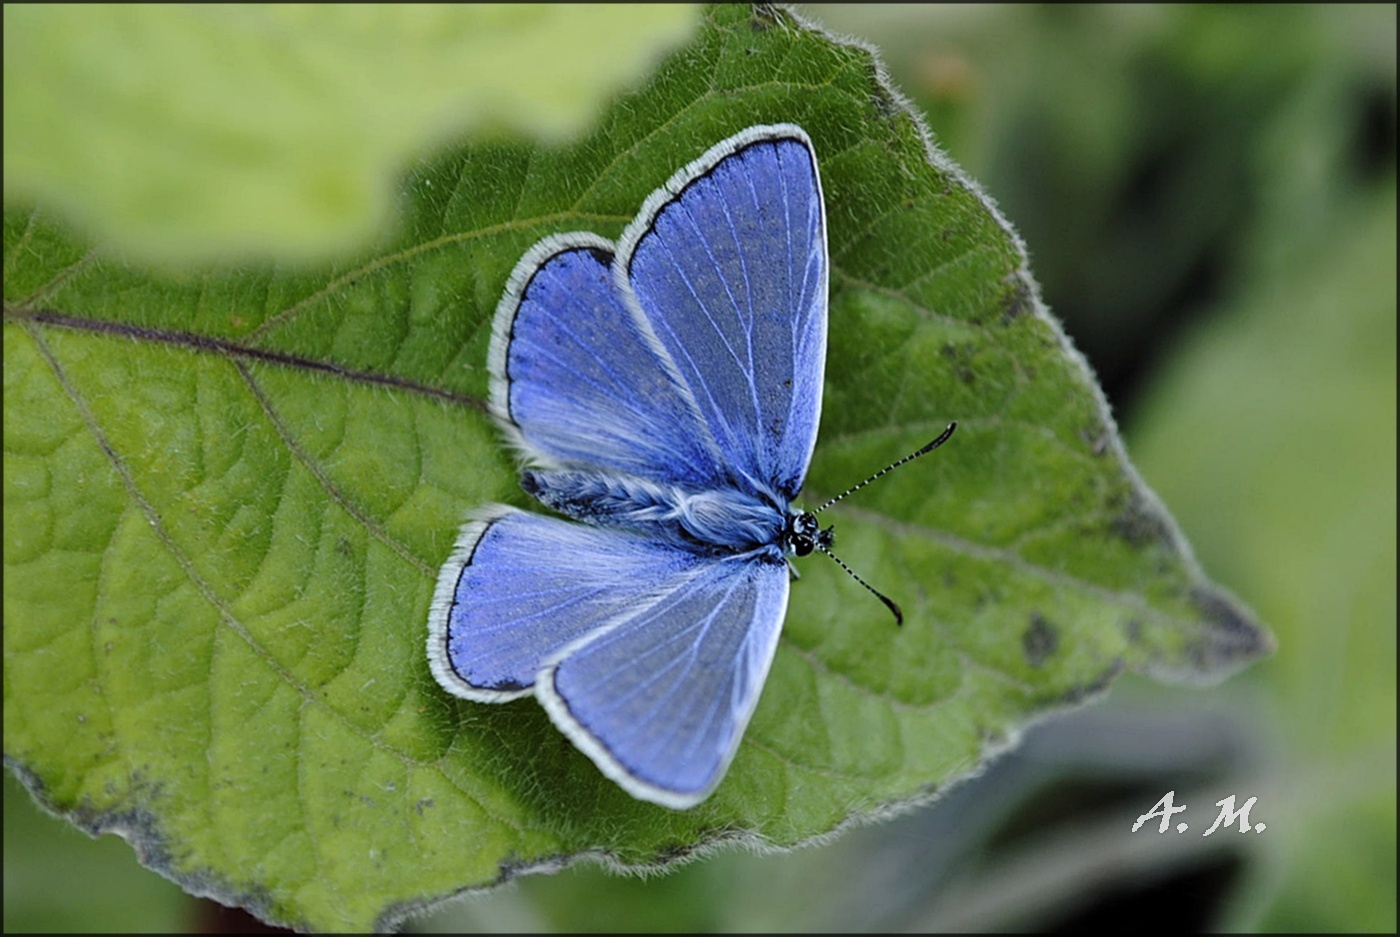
(428, 506), (714, 701)
(489, 234), (728, 492)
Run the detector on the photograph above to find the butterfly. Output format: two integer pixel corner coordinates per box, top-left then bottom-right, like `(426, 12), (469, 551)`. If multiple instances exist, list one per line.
(427, 124), (954, 809)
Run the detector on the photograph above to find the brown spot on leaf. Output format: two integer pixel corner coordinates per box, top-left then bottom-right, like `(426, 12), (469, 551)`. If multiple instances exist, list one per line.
(1023, 612), (1059, 667)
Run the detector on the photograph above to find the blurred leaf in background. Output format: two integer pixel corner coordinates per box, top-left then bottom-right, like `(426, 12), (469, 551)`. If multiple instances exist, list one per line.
(2, 4), (698, 265)
(6, 2), (1392, 933)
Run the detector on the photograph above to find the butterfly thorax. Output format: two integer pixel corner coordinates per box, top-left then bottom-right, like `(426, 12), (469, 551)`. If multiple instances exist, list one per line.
(521, 468), (788, 559)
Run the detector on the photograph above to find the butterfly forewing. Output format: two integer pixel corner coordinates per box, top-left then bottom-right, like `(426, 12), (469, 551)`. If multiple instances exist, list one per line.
(541, 554), (789, 809)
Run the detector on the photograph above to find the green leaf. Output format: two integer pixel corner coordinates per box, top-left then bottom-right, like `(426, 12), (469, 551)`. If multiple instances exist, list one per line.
(2, 5), (1271, 931)
(1, 4), (699, 264)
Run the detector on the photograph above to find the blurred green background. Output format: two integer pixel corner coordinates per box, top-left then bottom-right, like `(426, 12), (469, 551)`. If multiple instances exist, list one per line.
(4, 4), (1394, 932)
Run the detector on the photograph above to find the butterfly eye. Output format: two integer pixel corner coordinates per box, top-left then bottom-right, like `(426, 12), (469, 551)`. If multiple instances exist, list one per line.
(786, 511), (824, 556)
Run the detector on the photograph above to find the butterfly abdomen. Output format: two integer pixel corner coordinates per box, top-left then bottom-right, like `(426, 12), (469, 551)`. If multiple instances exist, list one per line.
(521, 468), (786, 557)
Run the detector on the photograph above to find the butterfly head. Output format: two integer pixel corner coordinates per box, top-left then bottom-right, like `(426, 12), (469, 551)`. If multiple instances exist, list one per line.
(777, 424), (958, 626)
(784, 510), (834, 558)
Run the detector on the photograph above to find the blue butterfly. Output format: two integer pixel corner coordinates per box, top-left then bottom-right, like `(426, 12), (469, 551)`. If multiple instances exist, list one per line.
(428, 124), (954, 809)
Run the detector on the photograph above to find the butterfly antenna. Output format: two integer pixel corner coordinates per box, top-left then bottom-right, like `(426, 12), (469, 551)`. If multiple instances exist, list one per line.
(813, 422), (957, 514)
(817, 544), (904, 626)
